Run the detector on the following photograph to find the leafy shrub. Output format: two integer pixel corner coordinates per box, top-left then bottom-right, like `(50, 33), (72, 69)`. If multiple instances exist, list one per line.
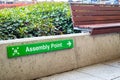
(0, 2), (73, 40)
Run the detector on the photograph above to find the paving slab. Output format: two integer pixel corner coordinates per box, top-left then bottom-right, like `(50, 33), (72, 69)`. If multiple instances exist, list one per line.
(39, 71), (103, 80)
(113, 77), (120, 80)
(77, 64), (120, 80)
(103, 59), (120, 68)
(38, 59), (120, 80)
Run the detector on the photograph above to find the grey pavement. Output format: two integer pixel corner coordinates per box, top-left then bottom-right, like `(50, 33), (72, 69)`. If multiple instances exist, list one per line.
(37, 58), (120, 80)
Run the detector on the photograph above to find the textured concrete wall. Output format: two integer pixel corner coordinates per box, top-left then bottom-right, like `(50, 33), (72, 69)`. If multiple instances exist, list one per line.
(75, 33), (120, 67)
(0, 33), (120, 80)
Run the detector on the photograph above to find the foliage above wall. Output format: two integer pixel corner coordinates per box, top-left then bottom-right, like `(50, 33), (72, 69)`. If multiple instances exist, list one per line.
(0, 2), (73, 40)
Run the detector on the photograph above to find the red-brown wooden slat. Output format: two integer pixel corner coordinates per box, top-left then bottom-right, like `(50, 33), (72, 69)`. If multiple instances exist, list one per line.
(70, 3), (120, 6)
(74, 20), (120, 25)
(74, 23), (120, 28)
(73, 16), (120, 22)
(71, 5), (120, 11)
(91, 27), (120, 35)
(72, 11), (120, 16)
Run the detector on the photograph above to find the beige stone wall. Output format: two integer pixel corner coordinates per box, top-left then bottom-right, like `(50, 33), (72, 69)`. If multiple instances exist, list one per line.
(0, 33), (120, 80)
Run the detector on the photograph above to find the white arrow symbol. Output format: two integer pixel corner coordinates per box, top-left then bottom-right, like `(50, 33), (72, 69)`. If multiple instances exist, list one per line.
(67, 41), (72, 47)
(12, 47), (20, 56)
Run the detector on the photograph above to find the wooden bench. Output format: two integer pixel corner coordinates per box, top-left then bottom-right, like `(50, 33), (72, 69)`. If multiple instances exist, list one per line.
(70, 3), (120, 35)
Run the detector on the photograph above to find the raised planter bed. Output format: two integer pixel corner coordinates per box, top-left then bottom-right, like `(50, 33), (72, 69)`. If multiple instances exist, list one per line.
(0, 33), (120, 80)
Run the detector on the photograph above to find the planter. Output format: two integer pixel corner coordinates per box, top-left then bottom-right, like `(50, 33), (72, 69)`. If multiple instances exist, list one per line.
(0, 33), (120, 80)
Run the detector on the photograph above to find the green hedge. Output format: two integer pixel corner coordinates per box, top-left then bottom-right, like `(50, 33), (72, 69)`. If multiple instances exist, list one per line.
(0, 2), (73, 40)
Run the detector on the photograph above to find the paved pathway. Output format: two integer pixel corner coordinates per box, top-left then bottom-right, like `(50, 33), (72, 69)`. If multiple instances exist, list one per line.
(37, 58), (120, 80)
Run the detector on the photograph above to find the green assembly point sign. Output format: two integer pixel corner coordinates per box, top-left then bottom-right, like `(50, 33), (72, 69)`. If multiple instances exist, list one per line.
(7, 39), (74, 58)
